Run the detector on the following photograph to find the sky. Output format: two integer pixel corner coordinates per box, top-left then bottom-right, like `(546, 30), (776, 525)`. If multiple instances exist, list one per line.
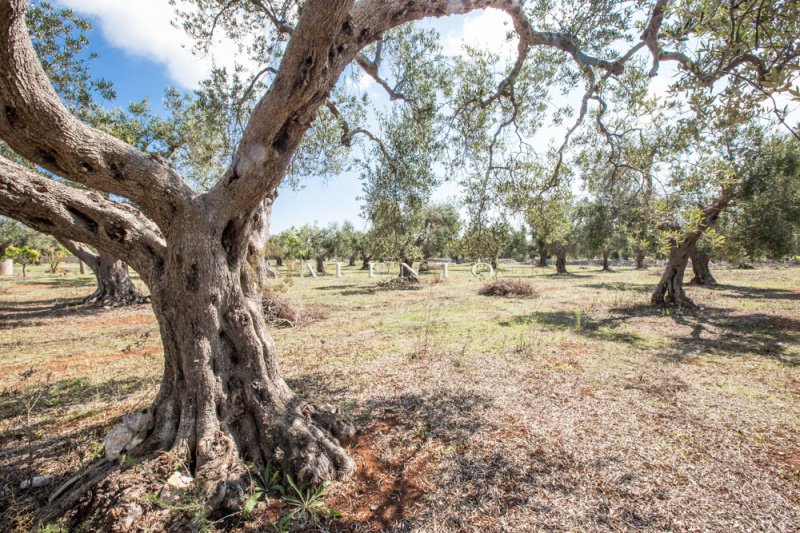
(46, 1), (549, 232)
(50, 0), (773, 234)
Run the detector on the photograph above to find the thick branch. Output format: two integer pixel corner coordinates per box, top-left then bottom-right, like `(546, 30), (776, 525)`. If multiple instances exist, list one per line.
(57, 238), (99, 272)
(0, 0), (193, 229)
(0, 155), (166, 284)
(209, 0), (632, 220)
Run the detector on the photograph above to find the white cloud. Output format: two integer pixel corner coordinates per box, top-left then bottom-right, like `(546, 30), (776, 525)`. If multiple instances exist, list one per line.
(55, 0), (245, 89)
(444, 8), (518, 62)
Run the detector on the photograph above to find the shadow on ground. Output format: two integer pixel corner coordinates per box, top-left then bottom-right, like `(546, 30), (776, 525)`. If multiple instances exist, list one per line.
(501, 304), (800, 366)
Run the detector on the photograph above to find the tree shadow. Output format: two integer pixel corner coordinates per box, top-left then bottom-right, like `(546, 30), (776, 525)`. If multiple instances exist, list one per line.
(505, 304), (799, 366)
(500, 311), (648, 347)
(579, 282), (652, 293)
(324, 390), (493, 531)
(0, 373), (152, 530)
(706, 283), (800, 301)
(0, 376), (146, 422)
(545, 272), (594, 278)
(0, 298), (106, 328)
(313, 284), (352, 291)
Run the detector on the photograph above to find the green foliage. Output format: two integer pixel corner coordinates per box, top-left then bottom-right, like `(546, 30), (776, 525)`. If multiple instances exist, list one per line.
(243, 461), (285, 519)
(718, 135), (800, 261)
(5, 246), (40, 276)
(41, 244), (68, 273)
(274, 476), (339, 530)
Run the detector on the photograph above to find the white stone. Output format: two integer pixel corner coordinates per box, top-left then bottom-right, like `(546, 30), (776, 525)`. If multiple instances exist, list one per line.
(19, 475), (55, 489)
(123, 503), (144, 529)
(1, 259), (12, 276)
(158, 472), (193, 505)
(123, 410), (153, 433)
(104, 426), (134, 460)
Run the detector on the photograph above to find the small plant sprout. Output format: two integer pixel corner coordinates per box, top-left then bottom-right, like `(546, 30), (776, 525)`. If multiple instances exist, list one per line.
(243, 461), (285, 518)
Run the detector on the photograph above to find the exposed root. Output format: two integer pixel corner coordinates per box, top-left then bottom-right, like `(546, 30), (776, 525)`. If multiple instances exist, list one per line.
(278, 404), (357, 487)
(83, 288), (150, 308)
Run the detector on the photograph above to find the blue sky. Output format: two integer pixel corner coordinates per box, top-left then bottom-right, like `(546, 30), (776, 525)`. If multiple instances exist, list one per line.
(51, 1), (523, 233)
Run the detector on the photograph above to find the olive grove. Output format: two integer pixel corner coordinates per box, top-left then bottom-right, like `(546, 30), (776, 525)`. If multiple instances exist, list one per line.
(0, 0), (799, 521)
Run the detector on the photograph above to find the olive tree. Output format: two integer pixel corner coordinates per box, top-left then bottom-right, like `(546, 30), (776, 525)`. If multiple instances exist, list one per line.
(1, 0), (799, 519)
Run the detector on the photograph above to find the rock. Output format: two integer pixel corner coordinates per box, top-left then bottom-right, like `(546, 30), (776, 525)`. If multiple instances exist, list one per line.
(158, 472), (193, 505)
(19, 475), (55, 489)
(123, 410), (153, 433)
(104, 426), (134, 460)
(123, 502), (144, 529)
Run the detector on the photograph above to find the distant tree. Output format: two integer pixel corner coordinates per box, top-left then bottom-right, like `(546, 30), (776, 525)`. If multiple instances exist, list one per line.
(525, 191), (575, 274)
(717, 135), (800, 263)
(41, 243), (67, 273)
(574, 199), (627, 271)
(501, 226), (530, 262)
(336, 221), (360, 266)
(5, 245), (39, 277)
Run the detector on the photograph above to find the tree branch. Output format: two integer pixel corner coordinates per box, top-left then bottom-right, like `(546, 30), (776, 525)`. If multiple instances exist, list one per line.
(354, 49), (409, 102)
(57, 237), (100, 272)
(0, 0), (193, 229)
(0, 154), (166, 284)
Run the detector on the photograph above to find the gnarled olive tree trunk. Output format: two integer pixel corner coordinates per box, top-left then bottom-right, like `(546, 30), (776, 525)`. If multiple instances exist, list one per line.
(59, 239), (148, 306)
(140, 211), (355, 510)
(553, 242), (568, 274)
(315, 255), (326, 273)
(538, 247), (548, 267)
(690, 248), (716, 285)
(651, 189), (732, 306)
(635, 251), (646, 269)
(602, 249), (611, 271)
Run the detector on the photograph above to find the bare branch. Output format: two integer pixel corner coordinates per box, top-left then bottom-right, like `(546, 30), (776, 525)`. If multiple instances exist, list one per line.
(325, 100), (389, 158)
(354, 52), (410, 102)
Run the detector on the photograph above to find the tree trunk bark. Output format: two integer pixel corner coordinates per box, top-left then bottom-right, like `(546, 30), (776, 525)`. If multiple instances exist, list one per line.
(635, 251), (645, 269)
(553, 242), (568, 274)
(651, 188), (733, 307)
(602, 250), (610, 271)
(59, 239), (148, 306)
(316, 256), (325, 273)
(360, 254), (371, 270)
(89, 253), (149, 306)
(651, 240), (694, 307)
(275, 256), (283, 267)
(555, 252), (567, 274)
(137, 215), (354, 511)
(690, 248), (717, 286)
(538, 248), (547, 267)
(348, 256), (356, 267)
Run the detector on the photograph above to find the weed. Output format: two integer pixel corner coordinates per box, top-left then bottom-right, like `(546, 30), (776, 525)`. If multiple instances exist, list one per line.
(145, 492), (212, 532)
(243, 461), (285, 518)
(273, 476), (339, 530)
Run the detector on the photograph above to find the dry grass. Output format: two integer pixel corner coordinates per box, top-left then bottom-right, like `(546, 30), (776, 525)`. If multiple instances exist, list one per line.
(1, 262), (799, 531)
(478, 278), (537, 298)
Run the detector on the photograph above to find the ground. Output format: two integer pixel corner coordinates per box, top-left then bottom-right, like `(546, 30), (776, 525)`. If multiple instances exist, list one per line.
(1, 262), (798, 531)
